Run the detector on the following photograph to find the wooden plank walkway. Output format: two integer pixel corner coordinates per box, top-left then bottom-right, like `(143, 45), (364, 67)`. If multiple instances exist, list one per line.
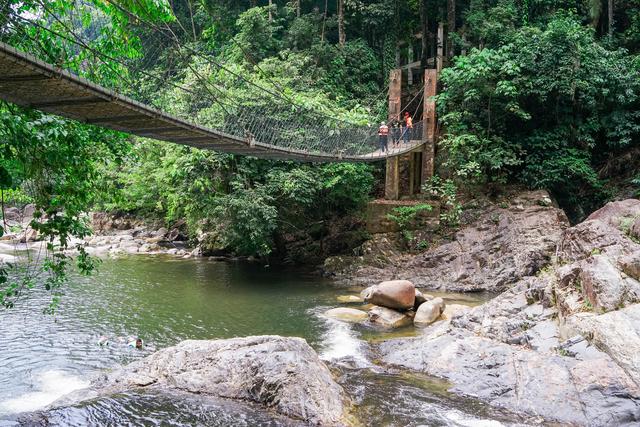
(0, 41), (426, 162)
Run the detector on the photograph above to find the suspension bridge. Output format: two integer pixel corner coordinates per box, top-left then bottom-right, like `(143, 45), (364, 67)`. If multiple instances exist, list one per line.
(0, 6), (434, 164)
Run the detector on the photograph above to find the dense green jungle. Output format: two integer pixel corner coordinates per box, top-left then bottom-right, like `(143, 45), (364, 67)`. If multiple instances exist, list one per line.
(1, 0), (639, 270)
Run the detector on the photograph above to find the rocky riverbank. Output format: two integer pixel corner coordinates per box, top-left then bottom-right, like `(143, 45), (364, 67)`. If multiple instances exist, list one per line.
(360, 196), (640, 424)
(0, 208), (202, 258)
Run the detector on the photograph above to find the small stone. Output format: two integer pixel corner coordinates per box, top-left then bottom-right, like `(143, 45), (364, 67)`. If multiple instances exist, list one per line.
(324, 307), (368, 322)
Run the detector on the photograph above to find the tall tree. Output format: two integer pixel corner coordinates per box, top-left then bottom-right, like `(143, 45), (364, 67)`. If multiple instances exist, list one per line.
(338, 0), (346, 46)
(420, 0), (429, 68)
(447, 0), (455, 60)
(608, 0), (614, 34)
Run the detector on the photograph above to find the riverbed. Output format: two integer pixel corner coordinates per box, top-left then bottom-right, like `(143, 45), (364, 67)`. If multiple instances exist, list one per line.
(0, 255), (519, 426)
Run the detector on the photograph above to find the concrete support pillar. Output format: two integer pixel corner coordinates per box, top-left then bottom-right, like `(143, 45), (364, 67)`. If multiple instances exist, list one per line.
(385, 156), (400, 200)
(385, 69), (402, 200)
(421, 69), (438, 183)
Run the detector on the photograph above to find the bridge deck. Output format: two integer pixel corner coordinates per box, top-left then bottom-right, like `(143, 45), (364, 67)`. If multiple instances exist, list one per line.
(0, 42), (425, 162)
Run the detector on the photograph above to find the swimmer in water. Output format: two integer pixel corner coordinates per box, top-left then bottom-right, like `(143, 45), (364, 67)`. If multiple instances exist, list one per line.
(127, 337), (143, 349)
(97, 336), (110, 346)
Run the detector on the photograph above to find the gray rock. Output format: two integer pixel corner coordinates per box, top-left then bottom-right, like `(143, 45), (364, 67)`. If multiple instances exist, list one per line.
(578, 255), (640, 312)
(632, 217), (640, 240)
(325, 190), (569, 292)
(22, 203), (36, 220)
(439, 303), (470, 322)
(414, 297), (445, 327)
(2, 206), (20, 221)
(368, 306), (413, 328)
(620, 251), (640, 281)
(100, 336), (348, 426)
(566, 305), (640, 385)
(585, 199), (640, 230)
(378, 329), (640, 425)
(362, 280), (415, 310)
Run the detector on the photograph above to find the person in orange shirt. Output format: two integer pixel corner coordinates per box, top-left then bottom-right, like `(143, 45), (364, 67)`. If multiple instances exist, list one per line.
(402, 111), (413, 144)
(378, 121), (389, 152)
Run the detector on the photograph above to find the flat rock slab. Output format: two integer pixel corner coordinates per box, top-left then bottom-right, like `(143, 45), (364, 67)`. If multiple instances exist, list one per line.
(100, 336), (348, 426)
(378, 330), (640, 425)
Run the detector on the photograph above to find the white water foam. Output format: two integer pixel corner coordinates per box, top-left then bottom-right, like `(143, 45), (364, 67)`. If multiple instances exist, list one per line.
(443, 410), (505, 427)
(317, 313), (370, 367)
(0, 370), (90, 414)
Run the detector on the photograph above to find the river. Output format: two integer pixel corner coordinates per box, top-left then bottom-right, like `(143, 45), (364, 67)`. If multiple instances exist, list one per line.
(0, 255), (519, 426)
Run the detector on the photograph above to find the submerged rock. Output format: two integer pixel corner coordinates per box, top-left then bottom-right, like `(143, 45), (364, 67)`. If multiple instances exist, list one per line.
(362, 280), (415, 310)
(324, 307), (368, 322)
(336, 295), (364, 303)
(98, 336), (349, 426)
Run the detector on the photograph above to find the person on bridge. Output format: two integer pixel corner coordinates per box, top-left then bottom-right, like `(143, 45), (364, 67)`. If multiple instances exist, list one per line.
(391, 118), (401, 147)
(378, 121), (389, 152)
(402, 111), (413, 144)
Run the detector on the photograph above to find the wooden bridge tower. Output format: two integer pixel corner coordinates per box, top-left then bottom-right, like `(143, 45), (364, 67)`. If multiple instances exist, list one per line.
(384, 68), (438, 200)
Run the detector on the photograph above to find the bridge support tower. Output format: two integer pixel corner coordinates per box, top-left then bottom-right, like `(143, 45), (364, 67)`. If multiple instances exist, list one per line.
(384, 68), (438, 200)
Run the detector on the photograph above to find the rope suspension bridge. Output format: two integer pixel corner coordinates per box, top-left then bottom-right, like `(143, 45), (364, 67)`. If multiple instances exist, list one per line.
(0, 4), (428, 162)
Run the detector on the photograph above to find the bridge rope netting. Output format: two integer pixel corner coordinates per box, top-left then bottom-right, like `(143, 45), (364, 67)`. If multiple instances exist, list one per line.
(0, 1), (425, 161)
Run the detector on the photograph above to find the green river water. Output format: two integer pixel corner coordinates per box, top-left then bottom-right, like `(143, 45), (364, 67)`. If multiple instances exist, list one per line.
(0, 255), (520, 426)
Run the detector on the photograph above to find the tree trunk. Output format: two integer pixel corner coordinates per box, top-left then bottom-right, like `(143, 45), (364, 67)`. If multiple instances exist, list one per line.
(296, 0), (301, 17)
(447, 0), (455, 60)
(420, 0), (429, 69)
(321, 0), (328, 42)
(268, 0), (273, 22)
(608, 0), (614, 34)
(187, 0), (196, 41)
(338, 0), (346, 46)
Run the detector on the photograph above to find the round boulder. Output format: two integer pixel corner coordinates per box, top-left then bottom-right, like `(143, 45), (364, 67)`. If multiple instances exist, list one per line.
(414, 297), (446, 327)
(362, 280), (416, 310)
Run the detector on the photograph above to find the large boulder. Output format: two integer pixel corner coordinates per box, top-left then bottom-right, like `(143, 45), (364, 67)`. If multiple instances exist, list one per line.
(362, 280), (415, 310)
(98, 336), (348, 426)
(414, 297), (445, 327)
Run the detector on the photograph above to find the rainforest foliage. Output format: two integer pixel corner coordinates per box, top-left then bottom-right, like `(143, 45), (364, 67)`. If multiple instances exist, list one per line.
(0, 0), (639, 296)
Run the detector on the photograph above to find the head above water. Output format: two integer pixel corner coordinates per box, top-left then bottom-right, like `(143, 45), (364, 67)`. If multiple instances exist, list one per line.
(136, 338), (143, 349)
